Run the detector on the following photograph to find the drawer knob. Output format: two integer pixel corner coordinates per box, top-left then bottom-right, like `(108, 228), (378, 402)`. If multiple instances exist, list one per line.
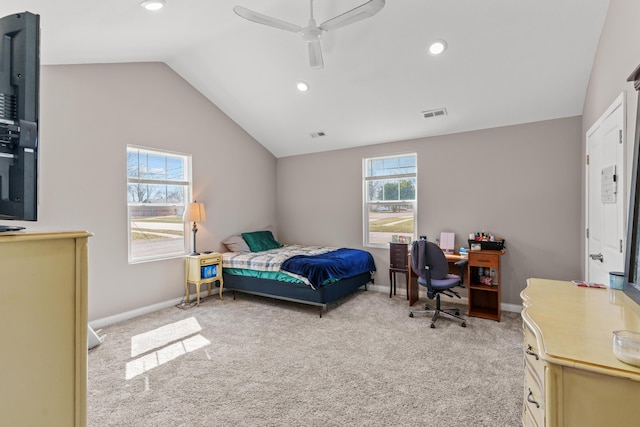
(526, 344), (539, 360)
(527, 388), (540, 409)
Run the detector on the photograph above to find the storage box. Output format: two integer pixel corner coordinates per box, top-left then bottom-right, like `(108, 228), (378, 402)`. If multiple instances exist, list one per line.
(468, 239), (505, 251)
(201, 264), (218, 279)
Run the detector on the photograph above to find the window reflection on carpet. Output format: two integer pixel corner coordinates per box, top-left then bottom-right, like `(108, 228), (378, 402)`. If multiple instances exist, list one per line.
(125, 317), (210, 380)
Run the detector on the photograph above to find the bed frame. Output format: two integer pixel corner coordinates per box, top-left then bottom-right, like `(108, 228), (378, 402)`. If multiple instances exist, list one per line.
(223, 271), (373, 317)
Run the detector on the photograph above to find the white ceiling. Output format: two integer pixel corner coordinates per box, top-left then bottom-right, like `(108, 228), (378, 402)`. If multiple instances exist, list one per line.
(2, 0), (610, 158)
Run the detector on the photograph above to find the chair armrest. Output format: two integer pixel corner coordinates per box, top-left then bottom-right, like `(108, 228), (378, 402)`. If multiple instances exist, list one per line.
(453, 259), (468, 269)
(453, 259), (468, 286)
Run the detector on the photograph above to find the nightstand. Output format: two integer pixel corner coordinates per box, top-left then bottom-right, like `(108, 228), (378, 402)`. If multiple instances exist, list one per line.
(185, 252), (223, 306)
(389, 242), (410, 299)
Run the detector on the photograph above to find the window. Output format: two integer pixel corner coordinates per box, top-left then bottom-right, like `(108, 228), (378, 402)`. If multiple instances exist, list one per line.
(363, 153), (417, 248)
(127, 146), (192, 262)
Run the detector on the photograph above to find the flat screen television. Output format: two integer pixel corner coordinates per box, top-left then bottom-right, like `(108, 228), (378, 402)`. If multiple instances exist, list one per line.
(624, 64), (640, 305)
(0, 12), (39, 232)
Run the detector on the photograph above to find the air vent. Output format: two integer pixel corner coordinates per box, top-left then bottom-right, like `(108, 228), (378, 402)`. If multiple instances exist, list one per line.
(310, 131), (326, 138)
(422, 108), (447, 119)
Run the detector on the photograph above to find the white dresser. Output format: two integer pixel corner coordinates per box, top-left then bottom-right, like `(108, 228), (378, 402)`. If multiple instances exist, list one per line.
(521, 278), (640, 426)
(0, 230), (91, 427)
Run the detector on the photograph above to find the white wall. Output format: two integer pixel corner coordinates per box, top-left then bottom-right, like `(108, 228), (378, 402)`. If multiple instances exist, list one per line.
(9, 62), (277, 321)
(277, 116), (583, 305)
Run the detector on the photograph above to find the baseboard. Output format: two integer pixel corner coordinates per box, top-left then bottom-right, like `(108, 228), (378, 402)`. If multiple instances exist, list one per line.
(91, 283), (522, 329)
(88, 325), (103, 349)
(369, 283), (522, 313)
(90, 297), (184, 329)
(501, 302), (522, 313)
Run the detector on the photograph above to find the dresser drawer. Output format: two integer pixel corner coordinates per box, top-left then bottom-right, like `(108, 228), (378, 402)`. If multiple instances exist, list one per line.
(469, 253), (499, 268)
(522, 402), (541, 427)
(523, 322), (544, 385)
(524, 361), (545, 426)
(199, 254), (221, 265)
(389, 243), (408, 268)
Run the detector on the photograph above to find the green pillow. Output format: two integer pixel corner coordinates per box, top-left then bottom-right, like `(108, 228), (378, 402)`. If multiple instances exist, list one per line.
(241, 230), (283, 252)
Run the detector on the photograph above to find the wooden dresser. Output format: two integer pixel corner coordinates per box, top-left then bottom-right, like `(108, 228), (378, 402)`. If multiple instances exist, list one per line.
(521, 278), (640, 426)
(389, 242), (410, 298)
(0, 230), (91, 427)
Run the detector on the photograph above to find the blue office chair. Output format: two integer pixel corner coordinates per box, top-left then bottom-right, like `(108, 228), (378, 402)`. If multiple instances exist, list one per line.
(409, 239), (467, 328)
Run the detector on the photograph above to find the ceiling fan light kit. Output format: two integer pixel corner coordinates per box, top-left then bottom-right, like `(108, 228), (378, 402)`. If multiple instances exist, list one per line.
(234, 0), (385, 69)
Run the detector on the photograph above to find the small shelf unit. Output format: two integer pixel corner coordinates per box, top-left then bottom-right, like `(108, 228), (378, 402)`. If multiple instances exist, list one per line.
(467, 249), (504, 321)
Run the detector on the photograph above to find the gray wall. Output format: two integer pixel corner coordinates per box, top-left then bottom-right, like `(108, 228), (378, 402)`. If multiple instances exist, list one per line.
(277, 116), (583, 305)
(581, 0), (640, 274)
(31, 63), (277, 321)
(9, 0), (639, 320)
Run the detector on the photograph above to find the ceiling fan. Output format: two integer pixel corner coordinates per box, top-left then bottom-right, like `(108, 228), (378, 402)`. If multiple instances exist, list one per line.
(233, 0), (385, 70)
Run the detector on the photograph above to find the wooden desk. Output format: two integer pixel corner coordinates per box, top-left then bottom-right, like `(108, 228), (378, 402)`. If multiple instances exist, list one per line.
(408, 252), (467, 306)
(445, 253), (466, 274)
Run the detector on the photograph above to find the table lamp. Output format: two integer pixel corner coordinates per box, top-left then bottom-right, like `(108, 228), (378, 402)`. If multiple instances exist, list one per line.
(183, 201), (206, 255)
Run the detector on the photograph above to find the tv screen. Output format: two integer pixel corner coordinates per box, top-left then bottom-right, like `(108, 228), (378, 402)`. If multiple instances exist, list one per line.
(0, 11), (39, 231)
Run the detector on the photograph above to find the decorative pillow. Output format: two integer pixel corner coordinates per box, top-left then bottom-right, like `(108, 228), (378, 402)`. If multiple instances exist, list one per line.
(241, 230), (283, 252)
(222, 234), (250, 253)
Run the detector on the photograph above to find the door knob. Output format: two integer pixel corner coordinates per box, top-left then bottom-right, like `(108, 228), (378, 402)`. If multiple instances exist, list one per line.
(589, 253), (604, 262)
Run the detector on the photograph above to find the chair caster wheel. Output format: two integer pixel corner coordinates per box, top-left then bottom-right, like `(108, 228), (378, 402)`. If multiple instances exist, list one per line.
(409, 313), (414, 318)
(430, 323), (435, 328)
(461, 322), (467, 327)
(455, 310), (460, 316)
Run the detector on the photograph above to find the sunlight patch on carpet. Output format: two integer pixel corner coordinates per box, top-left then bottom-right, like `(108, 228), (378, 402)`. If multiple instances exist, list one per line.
(131, 317), (202, 357)
(125, 317), (209, 380)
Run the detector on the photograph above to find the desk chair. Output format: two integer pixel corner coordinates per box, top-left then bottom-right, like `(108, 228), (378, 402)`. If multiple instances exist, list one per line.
(409, 239), (467, 328)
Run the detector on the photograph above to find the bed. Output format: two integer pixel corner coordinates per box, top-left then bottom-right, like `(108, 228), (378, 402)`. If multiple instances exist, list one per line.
(221, 231), (376, 316)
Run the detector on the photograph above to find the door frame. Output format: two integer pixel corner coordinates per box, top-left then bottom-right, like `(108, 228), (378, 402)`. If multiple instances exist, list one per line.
(584, 92), (626, 281)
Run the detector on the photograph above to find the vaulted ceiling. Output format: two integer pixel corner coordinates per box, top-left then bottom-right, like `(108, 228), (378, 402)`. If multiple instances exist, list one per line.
(2, 0), (610, 157)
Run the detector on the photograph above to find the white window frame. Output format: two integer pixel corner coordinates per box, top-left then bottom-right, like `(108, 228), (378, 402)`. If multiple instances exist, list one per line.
(363, 153), (417, 248)
(127, 145), (192, 263)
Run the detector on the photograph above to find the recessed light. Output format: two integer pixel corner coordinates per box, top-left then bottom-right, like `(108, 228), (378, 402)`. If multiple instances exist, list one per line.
(140, 0), (166, 11)
(296, 81), (309, 92)
(428, 40), (447, 56)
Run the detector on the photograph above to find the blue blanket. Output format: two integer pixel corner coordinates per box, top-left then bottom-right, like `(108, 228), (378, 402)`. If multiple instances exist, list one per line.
(281, 248), (376, 288)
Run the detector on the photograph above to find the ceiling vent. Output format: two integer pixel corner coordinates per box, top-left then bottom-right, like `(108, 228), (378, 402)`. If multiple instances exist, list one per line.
(310, 131), (326, 138)
(422, 108), (447, 119)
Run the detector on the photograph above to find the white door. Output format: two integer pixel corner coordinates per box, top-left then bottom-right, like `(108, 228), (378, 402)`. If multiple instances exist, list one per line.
(586, 93), (626, 285)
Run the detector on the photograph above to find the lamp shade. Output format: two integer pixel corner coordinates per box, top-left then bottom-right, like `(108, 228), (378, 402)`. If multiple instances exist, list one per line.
(183, 202), (206, 223)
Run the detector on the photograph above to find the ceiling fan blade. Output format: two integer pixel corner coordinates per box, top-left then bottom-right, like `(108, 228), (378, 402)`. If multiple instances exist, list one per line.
(308, 40), (324, 70)
(320, 0), (385, 31)
(233, 6), (302, 33)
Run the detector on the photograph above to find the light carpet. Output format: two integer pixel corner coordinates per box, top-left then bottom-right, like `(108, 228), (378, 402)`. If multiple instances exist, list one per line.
(88, 289), (523, 426)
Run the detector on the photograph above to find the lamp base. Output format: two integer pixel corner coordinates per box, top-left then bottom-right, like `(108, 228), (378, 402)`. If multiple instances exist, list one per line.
(189, 251), (200, 256)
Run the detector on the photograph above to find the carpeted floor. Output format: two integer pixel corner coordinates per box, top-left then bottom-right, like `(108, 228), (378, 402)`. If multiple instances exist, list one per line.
(88, 289), (523, 426)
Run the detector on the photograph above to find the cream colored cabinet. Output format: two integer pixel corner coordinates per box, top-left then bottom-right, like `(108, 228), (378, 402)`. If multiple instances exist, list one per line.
(185, 252), (223, 305)
(521, 278), (640, 427)
(0, 230), (91, 427)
